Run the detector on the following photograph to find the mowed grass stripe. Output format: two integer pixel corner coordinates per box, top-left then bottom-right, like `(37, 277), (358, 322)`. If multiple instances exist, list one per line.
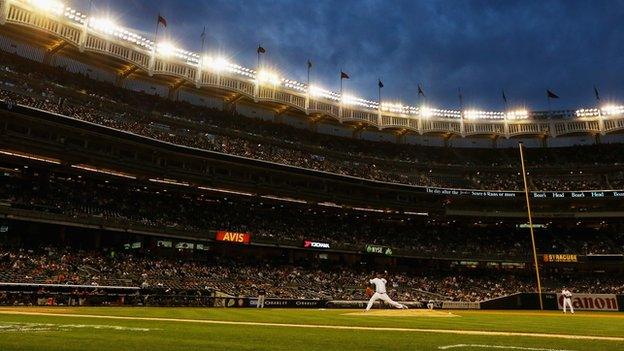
(1, 310), (623, 342)
(461, 310), (624, 319)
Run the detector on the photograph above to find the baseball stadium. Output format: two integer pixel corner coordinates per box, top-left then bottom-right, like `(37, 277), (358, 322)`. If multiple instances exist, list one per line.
(0, 0), (623, 350)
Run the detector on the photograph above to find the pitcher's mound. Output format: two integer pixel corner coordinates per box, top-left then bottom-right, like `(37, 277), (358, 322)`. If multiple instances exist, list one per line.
(344, 309), (459, 317)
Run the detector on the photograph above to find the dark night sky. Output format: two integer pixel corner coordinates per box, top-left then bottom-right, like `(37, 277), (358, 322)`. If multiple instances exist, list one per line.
(67, 0), (624, 111)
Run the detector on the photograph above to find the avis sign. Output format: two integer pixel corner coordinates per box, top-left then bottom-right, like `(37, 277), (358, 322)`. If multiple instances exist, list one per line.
(556, 293), (619, 311)
(215, 231), (251, 244)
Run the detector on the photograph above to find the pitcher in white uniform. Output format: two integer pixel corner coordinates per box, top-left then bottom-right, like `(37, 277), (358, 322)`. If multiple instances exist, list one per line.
(365, 275), (408, 311)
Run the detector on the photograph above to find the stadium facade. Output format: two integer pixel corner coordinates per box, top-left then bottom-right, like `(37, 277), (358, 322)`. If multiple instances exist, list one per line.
(0, 0), (623, 221)
(0, 0), (623, 149)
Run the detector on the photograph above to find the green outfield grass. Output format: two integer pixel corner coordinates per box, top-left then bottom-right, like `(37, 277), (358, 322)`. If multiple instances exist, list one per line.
(0, 307), (622, 351)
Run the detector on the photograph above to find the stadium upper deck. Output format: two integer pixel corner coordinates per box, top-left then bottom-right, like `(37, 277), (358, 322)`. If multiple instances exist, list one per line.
(1, 0), (624, 145)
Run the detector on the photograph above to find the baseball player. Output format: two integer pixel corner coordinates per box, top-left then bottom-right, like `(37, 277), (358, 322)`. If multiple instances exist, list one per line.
(365, 274), (408, 311)
(257, 287), (266, 308)
(561, 288), (574, 314)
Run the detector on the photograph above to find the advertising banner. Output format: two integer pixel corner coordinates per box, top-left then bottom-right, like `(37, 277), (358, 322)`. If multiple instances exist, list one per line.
(365, 245), (393, 256)
(221, 297), (327, 308)
(215, 231), (251, 244)
(441, 301), (481, 309)
(195, 243), (210, 251)
(175, 242), (194, 249)
(543, 254), (578, 263)
(556, 293), (619, 311)
(425, 187), (624, 199)
(303, 240), (330, 249)
(157, 240), (172, 248)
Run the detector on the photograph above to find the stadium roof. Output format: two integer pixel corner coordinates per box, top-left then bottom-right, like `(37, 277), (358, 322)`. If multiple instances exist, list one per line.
(14, 0), (624, 122)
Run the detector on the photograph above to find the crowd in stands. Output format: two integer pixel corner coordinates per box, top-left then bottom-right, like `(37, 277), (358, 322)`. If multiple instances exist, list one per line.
(1, 247), (623, 307)
(0, 50), (623, 191)
(2, 169), (624, 260)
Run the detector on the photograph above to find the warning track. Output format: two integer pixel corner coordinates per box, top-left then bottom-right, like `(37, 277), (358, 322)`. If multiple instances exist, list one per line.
(0, 310), (623, 342)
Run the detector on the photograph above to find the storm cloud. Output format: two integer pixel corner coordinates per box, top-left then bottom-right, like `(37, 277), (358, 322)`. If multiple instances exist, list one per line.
(69, 0), (624, 110)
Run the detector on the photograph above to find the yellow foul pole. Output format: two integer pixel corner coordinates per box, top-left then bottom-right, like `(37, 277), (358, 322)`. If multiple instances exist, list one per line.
(518, 142), (544, 310)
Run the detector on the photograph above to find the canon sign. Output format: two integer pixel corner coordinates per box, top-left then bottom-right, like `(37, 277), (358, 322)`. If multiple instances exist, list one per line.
(303, 240), (330, 249)
(557, 293), (619, 311)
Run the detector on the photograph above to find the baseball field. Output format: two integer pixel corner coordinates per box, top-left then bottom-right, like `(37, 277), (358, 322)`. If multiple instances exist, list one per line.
(0, 307), (622, 351)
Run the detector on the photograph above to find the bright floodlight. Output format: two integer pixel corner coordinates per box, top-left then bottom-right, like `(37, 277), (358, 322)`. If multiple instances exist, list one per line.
(601, 105), (624, 116)
(463, 110), (480, 120)
(506, 109), (528, 120)
(309, 85), (325, 97)
(256, 70), (280, 85)
(89, 18), (120, 35)
(341, 94), (357, 105)
(30, 0), (64, 14)
(420, 106), (433, 118)
(464, 110), (486, 119)
(157, 42), (176, 57)
(381, 102), (408, 114)
(203, 56), (230, 72)
(308, 85), (338, 100)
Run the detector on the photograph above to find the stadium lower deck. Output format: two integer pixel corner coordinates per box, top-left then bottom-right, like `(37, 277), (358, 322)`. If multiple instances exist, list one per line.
(0, 307), (622, 351)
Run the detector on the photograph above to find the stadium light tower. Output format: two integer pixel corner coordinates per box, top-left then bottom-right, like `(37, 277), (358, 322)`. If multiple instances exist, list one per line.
(157, 42), (176, 57)
(420, 106), (433, 118)
(256, 69), (280, 86)
(203, 56), (230, 72)
(518, 142), (544, 310)
(89, 18), (120, 35)
(30, 0), (64, 15)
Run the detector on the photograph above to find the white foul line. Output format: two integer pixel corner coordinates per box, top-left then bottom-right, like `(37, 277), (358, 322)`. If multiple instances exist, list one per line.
(0, 321), (155, 333)
(0, 310), (623, 342)
(439, 344), (577, 351)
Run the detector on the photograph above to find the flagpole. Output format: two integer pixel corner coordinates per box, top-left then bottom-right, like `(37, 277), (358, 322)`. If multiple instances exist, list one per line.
(82, 0), (93, 46)
(502, 90), (508, 112)
(519, 142), (544, 310)
(340, 69), (343, 97)
(458, 87), (465, 137)
(200, 26), (206, 54)
(307, 62), (311, 87)
(595, 85), (603, 137)
(547, 95), (551, 118)
(153, 15), (160, 47)
(458, 87), (463, 110)
(378, 78), (381, 103)
(151, 14), (162, 62)
(257, 47), (260, 70)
